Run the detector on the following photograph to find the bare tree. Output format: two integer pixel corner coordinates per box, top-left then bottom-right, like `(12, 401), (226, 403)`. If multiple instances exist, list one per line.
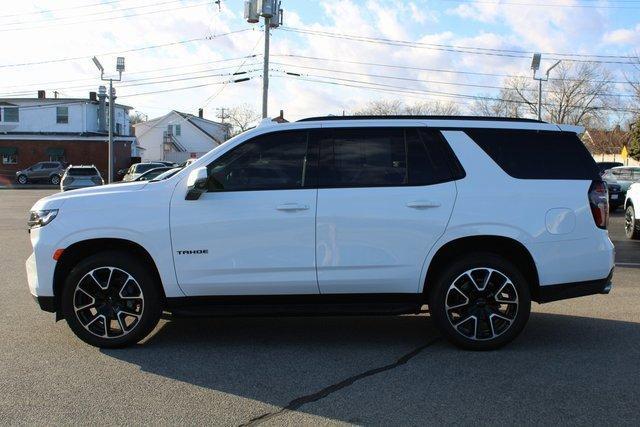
(129, 111), (147, 124)
(353, 99), (461, 115)
(470, 86), (529, 118)
(227, 104), (260, 136)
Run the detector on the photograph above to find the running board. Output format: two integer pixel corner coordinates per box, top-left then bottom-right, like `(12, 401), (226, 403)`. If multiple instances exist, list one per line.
(165, 294), (425, 318)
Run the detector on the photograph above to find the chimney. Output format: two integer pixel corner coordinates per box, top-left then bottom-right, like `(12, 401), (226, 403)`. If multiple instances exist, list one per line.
(89, 91), (97, 102)
(37, 90), (46, 99)
(198, 108), (203, 118)
(97, 86), (107, 133)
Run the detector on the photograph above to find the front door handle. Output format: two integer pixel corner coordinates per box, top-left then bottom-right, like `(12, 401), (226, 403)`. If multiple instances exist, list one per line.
(276, 203), (309, 211)
(406, 200), (441, 209)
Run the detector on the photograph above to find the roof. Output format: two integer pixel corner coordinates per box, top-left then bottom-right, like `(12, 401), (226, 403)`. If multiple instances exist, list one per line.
(0, 97), (133, 110)
(174, 111), (224, 143)
(298, 115), (545, 123)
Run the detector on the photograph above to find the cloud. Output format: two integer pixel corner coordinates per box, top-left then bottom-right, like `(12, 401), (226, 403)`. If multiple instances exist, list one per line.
(603, 24), (640, 46)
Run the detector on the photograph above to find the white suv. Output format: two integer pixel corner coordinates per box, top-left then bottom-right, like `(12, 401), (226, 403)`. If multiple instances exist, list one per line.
(26, 116), (614, 350)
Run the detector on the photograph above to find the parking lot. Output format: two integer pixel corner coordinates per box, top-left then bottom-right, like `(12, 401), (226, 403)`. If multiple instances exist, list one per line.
(1, 189), (639, 425)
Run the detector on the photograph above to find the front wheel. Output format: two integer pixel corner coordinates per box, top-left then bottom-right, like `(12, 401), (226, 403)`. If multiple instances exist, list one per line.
(625, 205), (640, 240)
(61, 251), (163, 348)
(17, 174), (27, 185)
(428, 253), (531, 350)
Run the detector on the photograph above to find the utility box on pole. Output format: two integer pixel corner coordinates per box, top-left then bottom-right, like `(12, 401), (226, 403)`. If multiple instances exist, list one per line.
(244, 0), (284, 119)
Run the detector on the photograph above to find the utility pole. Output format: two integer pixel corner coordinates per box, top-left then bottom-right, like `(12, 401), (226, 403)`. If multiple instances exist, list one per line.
(531, 53), (561, 121)
(216, 107), (230, 123)
(245, 0), (283, 118)
(92, 56), (125, 183)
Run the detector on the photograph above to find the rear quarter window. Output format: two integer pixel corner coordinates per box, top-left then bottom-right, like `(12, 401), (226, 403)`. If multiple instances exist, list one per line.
(465, 129), (599, 180)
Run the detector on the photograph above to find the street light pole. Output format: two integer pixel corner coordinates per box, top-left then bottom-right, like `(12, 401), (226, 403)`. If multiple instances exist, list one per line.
(92, 56), (124, 183)
(531, 53), (561, 122)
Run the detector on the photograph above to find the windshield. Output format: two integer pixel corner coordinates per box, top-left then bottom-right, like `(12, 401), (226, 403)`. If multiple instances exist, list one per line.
(151, 167), (181, 182)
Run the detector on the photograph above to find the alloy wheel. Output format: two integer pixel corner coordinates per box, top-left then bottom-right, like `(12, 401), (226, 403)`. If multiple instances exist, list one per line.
(445, 267), (519, 341)
(73, 267), (144, 339)
(51, 175), (60, 185)
(18, 175), (27, 184)
(625, 208), (634, 237)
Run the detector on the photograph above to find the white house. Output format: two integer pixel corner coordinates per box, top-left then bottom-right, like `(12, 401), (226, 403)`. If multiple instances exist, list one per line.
(0, 89), (136, 182)
(134, 110), (229, 163)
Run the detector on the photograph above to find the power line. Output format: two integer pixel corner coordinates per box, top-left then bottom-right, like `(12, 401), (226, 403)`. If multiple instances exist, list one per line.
(0, 0), (214, 32)
(273, 73), (638, 114)
(0, 0), (126, 19)
(273, 62), (638, 98)
(0, 28), (252, 68)
(273, 54), (638, 85)
(1, 0), (194, 27)
(440, 0), (640, 9)
(0, 54), (261, 92)
(281, 27), (638, 64)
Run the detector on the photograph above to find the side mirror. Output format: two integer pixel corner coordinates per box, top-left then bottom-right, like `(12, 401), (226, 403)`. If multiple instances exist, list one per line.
(185, 166), (208, 200)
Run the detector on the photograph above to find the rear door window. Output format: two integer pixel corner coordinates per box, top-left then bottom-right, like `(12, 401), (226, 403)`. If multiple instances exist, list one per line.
(465, 129), (599, 180)
(316, 127), (461, 188)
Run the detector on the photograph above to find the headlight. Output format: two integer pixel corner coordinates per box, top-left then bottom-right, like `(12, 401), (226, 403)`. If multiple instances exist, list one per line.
(28, 209), (59, 229)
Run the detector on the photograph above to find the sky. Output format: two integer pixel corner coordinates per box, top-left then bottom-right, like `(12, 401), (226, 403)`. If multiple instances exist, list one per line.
(1, 0), (639, 122)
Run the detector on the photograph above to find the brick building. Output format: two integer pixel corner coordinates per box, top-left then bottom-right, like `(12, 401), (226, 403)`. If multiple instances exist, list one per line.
(0, 89), (136, 183)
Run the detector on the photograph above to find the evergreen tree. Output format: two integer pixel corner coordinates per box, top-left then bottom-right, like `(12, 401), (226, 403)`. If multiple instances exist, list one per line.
(630, 118), (640, 161)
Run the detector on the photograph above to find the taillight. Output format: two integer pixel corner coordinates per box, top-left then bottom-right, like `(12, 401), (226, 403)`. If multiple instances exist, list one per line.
(589, 180), (609, 229)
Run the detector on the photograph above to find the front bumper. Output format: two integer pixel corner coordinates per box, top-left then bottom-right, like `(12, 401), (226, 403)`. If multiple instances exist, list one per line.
(32, 295), (56, 312)
(536, 269), (613, 303)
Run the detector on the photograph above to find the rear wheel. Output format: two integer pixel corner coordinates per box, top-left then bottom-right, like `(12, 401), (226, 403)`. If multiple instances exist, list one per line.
(428, 253), (531, 350)
(61, 251), (163, 348)
(625, 205), (640, 240)
(50, 174), (60, 185)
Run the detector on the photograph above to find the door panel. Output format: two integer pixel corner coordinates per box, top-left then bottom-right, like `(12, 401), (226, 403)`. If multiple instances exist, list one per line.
(170, 129), (319, 296)
(316, 183), (455, 294)
(314, 127), (457, 294)
(171, 189), (319, 296)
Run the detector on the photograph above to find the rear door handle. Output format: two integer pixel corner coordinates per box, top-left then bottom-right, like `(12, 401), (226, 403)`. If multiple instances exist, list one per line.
(276, 203), (309, 211)
(406, 200), (441, 209)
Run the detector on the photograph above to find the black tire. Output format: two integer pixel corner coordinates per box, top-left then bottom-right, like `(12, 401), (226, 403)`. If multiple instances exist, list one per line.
(50, 174), (60, 185)
(428, 252), (531, 351)
(625, 205), (640, 240)
(61, 251), (163, 348)
(17, 174), (28, 185)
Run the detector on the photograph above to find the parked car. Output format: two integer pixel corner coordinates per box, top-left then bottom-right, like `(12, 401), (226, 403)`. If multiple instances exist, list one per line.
(149, 167), (181, 181)
(624, 182), (640, 239)
(26, 116), (614, 350)
(602, 166), (640, 202)
(121, 162), (166, 182)
(179, 158), (197, 168)
(60, 165), (104, 192)
(133, 167), (175, 182)
(606, 181), (624, 211)
(156, 161), (178, 167)
(16, 161), (66, 185)
(596, 161), (623, 176)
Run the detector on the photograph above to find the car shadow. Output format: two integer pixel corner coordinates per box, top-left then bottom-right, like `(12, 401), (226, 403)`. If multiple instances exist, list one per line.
(101, 312), (640, 424)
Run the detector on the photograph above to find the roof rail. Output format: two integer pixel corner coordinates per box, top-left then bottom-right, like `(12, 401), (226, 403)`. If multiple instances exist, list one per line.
(297, 115), (545, 123)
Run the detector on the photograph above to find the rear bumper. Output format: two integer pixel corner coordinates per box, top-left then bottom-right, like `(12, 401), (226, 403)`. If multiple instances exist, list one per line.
(536, 269), (613, 303)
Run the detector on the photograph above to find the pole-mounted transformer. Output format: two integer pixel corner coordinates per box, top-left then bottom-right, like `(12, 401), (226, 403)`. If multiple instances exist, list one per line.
(244, 0), (284, 118)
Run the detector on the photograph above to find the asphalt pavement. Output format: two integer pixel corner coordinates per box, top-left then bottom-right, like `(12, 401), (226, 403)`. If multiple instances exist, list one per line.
(0, 190), (638, 425)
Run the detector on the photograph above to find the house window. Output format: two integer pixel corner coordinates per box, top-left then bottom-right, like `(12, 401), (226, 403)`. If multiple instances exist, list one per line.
(46, 148), (65, 162)
(3, 107), (18, 122)
(56, 107), (69, 124)
(116, 123), (121, 135)
(175, 124), (181, 136)
(167, 124), (173, 135)
(0, 147), (18, 164)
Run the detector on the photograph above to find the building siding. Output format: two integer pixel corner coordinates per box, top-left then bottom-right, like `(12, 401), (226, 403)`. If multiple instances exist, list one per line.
(0, 139), (132, 183)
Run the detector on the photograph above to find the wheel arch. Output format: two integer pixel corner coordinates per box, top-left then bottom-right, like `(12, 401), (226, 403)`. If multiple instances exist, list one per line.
(423, 235), (541, 302)
(52, 238), (165, 319)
